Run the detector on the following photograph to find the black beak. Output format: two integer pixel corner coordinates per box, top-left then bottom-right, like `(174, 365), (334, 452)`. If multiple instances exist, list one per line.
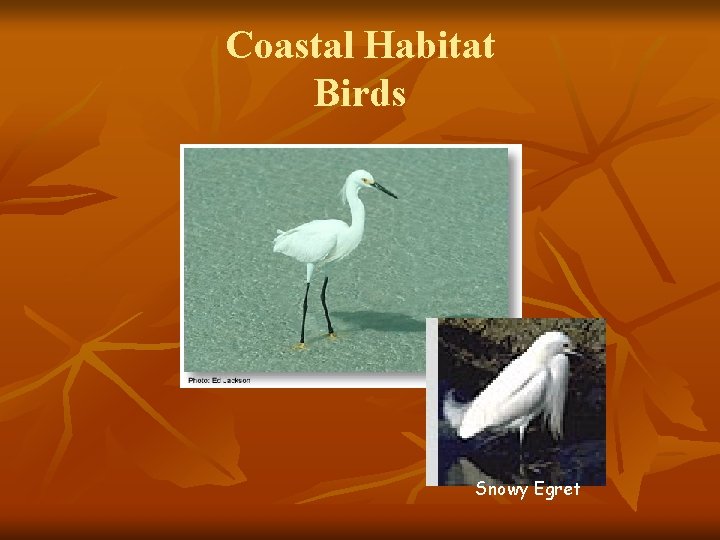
(374, 182), (398, 199)
(567, 350), (583, 359)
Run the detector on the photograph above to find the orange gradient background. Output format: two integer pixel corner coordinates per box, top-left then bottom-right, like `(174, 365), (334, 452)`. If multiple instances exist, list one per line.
(1, 6), (719, 537)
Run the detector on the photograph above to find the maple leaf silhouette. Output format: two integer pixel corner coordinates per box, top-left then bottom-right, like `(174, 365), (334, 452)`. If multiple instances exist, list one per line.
(288, 432), (425, 504)
(523, 220), (719, 510)
(404, 37), (720, 284)
(0, 84), (115, 215)
(139, 36), (430, 152)
(0, 299), (245, 497)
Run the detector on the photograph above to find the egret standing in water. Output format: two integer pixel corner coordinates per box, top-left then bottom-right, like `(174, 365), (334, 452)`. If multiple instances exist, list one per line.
(445, 331), (576, 454)
(273, 170), (398, 349)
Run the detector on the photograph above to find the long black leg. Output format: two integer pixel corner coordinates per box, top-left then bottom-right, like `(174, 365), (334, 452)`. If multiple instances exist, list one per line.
(519, 426), (525, 462)
(299, 282), (310, 344)
(320, 276), (335, 335)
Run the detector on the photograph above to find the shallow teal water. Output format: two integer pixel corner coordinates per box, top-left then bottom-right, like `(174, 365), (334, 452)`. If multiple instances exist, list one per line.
(184, 147), (509, 373)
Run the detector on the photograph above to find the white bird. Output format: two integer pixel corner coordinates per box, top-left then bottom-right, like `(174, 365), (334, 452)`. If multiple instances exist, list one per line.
(273, 169), (397, 348)
(445, 331), (575, 450)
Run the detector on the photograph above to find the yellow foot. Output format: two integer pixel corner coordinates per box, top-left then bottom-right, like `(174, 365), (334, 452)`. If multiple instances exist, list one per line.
(292, 342), (307, 350)
(327, 332), (338, 340)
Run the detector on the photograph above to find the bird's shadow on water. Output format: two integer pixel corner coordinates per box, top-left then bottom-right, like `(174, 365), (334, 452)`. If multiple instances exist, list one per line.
(332, 311), (424, 333)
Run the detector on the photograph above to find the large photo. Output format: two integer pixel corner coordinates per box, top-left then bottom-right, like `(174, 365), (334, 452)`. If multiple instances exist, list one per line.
(183, 145), (512, 375)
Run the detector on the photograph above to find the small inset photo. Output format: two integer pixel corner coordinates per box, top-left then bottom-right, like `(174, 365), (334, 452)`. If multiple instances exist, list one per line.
(426, 318), (606, 487)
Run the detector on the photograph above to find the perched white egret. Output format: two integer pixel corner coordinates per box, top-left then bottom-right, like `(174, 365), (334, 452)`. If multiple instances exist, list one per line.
(273, 169), (397, 348)
(445, 331), (575, 449)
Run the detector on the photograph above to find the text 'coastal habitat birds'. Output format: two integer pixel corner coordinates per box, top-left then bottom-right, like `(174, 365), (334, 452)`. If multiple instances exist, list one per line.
(226, 30), (495, 107)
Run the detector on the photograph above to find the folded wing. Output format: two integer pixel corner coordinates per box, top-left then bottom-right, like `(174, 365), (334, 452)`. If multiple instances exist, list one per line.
(273, 219), (346, 264)
(458, 361), (549, 439)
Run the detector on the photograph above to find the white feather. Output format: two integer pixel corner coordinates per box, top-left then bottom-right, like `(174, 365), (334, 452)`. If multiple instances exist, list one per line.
(544, 353), (569, 439)
(451, 331), (573, 443)
(273, 220), (346, 265)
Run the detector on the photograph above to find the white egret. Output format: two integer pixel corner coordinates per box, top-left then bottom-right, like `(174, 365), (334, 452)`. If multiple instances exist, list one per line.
(445, 331), (575, 451)
(273, 169), (397, 348)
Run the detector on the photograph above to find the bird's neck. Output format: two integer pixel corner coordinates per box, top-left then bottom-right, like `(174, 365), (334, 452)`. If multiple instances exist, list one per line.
(345, 184), (366, 235)
(526, 343), (547, 366)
